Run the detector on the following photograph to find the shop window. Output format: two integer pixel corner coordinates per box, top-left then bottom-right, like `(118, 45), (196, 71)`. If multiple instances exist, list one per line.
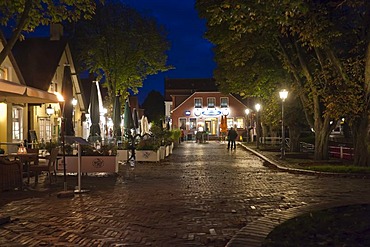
(194, 98), (202, 108)
(207, 97), (215, 108)
(12, 106), (23, 142)
(235, 117), (244, 129)
(220, 97), (228, 108)
(226, 118), (234, 129)
(189, 118), (197, 130)
(179, 118), (186, 130)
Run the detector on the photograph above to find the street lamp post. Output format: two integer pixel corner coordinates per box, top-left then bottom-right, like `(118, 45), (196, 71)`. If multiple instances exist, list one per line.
(279, 89), (288, 159)
(245, 108), (250, 142)
(72, 97), (77, 131)
(255, 103), (261, 149)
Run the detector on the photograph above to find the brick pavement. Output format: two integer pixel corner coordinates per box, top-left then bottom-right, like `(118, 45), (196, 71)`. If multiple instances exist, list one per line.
(1, 142), (370, 246)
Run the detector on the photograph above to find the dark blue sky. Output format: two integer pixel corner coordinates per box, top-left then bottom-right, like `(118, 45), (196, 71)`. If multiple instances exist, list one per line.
(125, 0), (216, 104)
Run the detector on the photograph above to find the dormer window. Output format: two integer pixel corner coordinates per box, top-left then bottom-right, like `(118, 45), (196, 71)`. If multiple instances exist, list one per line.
(194, 98), (202, 108)
(220, 97), (229, 108)
(207, 97), (215, 108)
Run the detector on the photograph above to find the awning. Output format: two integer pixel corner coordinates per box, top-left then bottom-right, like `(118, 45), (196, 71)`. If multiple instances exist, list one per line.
(0, 80), (59, 104)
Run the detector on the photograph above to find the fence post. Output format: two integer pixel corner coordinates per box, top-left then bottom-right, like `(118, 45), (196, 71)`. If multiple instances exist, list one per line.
(340, 146), (343, 159)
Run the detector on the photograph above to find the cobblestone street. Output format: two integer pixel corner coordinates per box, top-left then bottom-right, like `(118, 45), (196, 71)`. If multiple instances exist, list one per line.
(1, 141), (370, 246)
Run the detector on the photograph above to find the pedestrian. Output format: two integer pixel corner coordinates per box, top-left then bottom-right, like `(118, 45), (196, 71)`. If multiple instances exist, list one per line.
(227, 127), (238, 150)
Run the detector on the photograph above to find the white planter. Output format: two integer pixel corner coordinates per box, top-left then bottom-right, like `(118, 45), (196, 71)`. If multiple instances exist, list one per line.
(116, 150), (129, 166)
(165, 145), (170, 157)
(57, 156), (118, 173)
(159, 146), (166, 160)
(136, 150), (160, 162)
(169, 142), (174, 154)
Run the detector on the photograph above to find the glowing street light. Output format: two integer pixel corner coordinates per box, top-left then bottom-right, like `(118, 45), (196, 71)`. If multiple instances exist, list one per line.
(279, 89), (288, 159)
(255, 103), (261, 149)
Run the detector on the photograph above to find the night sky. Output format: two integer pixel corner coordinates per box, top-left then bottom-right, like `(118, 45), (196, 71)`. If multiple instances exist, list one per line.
(125, 0), (216, 104)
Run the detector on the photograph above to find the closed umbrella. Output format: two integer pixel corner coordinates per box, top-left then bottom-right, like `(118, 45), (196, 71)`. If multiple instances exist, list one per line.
(133, 108), (139, 130)
(140, 116), (149, 136)
(123, 100), (134, 134)
(62, 65), (74, 136)
(88, 81), (101, 142)
(112, 94), (122, 139)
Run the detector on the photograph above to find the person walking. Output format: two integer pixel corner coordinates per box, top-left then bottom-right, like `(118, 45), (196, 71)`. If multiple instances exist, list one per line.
(227, 127), (238, 150)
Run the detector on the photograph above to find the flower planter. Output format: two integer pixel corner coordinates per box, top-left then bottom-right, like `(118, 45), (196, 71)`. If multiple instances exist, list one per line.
(169, 142), (174, 154)
(159, 146), (166, 160)
(135, 150), (160, 162)
(165, 145), (170, 157)
(116, 150), (129, 166)
(57, 155), (118, 173)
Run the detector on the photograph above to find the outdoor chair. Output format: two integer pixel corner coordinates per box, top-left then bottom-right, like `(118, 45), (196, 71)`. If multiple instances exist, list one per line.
(29, 147), (59, 184)
(0, 157), (23, 191)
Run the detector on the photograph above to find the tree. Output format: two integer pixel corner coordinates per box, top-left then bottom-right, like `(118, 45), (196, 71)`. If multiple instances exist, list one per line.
(196, 1), (370, 164)
(0, 0), (99, 66)
(70, 1), (172, 107)
(141, 90), (165, 124)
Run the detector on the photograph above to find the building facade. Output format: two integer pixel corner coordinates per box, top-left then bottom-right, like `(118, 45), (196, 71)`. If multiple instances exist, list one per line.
(165, 78), (255, 140)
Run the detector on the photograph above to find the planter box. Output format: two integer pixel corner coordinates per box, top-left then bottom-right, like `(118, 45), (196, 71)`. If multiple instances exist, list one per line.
(159, 146), (166, 160)
(57, 156), (118, 173)
(165, 145), (170, 157)
(116, 150), (129, 166)
(136, 150), (160, 162)
(169, 142), (174, 154)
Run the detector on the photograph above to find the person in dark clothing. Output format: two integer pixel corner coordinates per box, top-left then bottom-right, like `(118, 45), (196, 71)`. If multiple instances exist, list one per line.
(227, 127), (238, 150)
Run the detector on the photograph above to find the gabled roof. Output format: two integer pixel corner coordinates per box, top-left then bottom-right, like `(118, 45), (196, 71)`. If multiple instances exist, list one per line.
(165, 78), (218, 101)
(12, 37), (68, 91)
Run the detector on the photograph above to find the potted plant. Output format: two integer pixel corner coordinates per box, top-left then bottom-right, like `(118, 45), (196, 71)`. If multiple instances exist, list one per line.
(136, 138), (160, 162)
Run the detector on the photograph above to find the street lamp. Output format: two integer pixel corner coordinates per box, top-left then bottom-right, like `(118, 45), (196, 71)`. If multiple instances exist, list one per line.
(279, 89), (288, 159)
(255, 103), (261, 149)
(245, 108), (250, 142)
(55, 92), (68, 191)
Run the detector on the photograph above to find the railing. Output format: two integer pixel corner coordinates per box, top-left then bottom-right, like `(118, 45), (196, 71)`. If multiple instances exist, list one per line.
(260, 137), (290, 149)
(329, 145), (354, 160)
(300, 142), (315, 153)
(300, 142), (354, 160)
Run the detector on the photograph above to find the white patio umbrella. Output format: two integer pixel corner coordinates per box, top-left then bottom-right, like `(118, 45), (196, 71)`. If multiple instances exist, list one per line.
(140, 116), (149, 136)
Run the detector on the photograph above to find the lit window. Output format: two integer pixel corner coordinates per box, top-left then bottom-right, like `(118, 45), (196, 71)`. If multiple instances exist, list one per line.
(39, 118), (52, 141)
(236, 118), (244, 129)
(220, 97), (228, 108)
(189, 118), (197, 130)
(194, 98), (202, 108)
(0, 67), (9, 80)
(226, 118), (234, 129)
(12, 107), (23, 141)
(207, 97), (215, 108)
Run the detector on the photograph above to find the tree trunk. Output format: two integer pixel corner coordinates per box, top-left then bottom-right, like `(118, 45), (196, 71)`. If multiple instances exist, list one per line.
(314, 129), (330, 160)
(289, 126), (301, 152)
(352, 115), (369, 166)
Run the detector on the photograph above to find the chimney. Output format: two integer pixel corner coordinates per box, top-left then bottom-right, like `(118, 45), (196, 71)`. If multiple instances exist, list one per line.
(50, 23), (63, 41)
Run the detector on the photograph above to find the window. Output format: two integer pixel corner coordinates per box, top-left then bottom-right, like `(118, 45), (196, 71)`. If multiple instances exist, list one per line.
(12, 107), (23, 142)
(179, 118), (187, 130)
(207, 97), (216, 108)
(220, 97), (229, 108)
(235, 117), (244, 129)
(39, 118), (52, 141)
(0, 67), (9, 80)
(194, 98), (202, 108)
(189, 118), (197, 130)
(226, 118), (234, 129)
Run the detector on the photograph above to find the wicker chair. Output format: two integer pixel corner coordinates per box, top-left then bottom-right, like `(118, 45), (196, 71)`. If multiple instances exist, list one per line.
(29, 147), (59, 184)
(0, 157), (23, 191)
